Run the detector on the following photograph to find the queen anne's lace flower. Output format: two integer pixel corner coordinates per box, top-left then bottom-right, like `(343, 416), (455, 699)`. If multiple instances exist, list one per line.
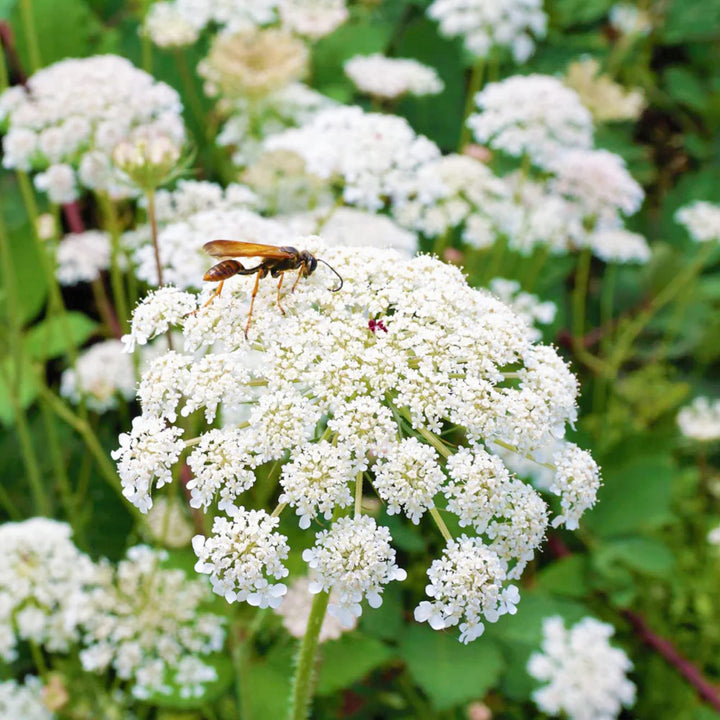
(489, 279), (556, 342)
(0, 519), (96, 662)
(71, 546), (225, 700)
(549, 444), (601, 530)
(264, 106), (443, 211)
(0, 677), (54, 720)
(345, 55), (443, 99)
(677, 397), (720, 442)
(193, 507), (290, 608)
(303, 515), (406, 628)
(0, 56), (184, 201)
(467, 75), (594, 168)
(427, 0), (547, 62)
(55, 231), (112, 286)
(144, 1), (200, 47)
(527, 616), (636, 720)
(675, 201), (720, 243)
(588, 229), (651, 264)
(118, 240), (599, 641)
(414, 536), (519, 643)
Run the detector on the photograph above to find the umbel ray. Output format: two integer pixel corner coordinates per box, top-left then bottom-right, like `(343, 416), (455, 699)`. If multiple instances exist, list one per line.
(201, 240), (344, 338)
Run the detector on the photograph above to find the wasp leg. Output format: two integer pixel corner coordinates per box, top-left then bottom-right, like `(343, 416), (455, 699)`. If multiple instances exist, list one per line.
(245, 269), (267, 340)
(202, 280), (224, 309)
(290, 264), (306, 293)
(276, 272), (286, 315)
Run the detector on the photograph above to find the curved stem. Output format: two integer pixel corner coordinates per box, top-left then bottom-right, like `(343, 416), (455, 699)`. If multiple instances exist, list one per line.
(288, 590), (330, 720)
(458, 58), (485, 151)
(429, 506), (452, 543)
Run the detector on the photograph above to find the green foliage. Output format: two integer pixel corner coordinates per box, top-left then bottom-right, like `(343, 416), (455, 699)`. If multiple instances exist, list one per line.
(317, 633), (394, 695)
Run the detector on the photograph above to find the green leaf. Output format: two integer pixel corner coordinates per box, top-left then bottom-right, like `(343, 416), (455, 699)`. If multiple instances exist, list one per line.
(551, 0), (614, 27)
(595, 536), (675, 577)
(660, 0), (720, 43)
(399, 625), (504, 709)
(535, 555), (589, 598)
(583, 455), (675, 536)
(245, 645), (294, 720)
(664, 67), (708, 112)
(0, 0), (16, 20)
(359, 583), (404, 640)
(0, 353), (40, 425)
(317, 633), (394, 695)
(23, 312), (98, 360)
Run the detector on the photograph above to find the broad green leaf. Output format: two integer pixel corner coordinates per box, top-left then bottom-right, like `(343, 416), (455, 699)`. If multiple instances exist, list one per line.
(23, 312), (98, 360)
(583, 455), (675, 536)
(399, 625), (504, 709)
(245, 645), (294, 720)
(660, 0), (720, 43)
(551, 0), (614, 27)
(0, 0), (15, 20)
(317, 633), (394, 695)
(595, 536), (675, 577)
(535, 555), (589, 597)
(359, 583), (404, 641)
(664, 67), (708, 112)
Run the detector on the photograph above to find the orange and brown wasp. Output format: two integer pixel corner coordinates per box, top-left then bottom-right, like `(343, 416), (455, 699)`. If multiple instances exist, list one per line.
(201, 240), (343, 338)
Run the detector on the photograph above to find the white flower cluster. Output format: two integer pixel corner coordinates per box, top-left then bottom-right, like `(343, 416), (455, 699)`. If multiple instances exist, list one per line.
(145, 0), (347, 46)
(0, 518), (96, 662)
(527, 616), (636, 720)
(116, 240), (600, 642)
(393, 153), (511, 246)
(677, 397), (720, 442)
(488, 278), (556, 342)
(0, 55), (184, 202)
(55, 231), (112, 286)
(427, 0), (547, 63)
(0, 677), (54, 720)
(264, 106), (444, 211)
(344, 55), (444, 99)
(60, 339), (136, 413)
(467, 74), (648, 262)
(675, 201), (720, 243)
(71, 545), (225, 700)
(276, 576), (356, 641)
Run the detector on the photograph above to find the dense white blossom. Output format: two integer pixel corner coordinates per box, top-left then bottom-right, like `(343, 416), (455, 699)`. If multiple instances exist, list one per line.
(489, 278), (556, 342)
(588, 229), (651, 264)
(0, 677), (54, 720)
(677, 397), (720, 442)
(276, 576), (356, 641)
(144, 1), (200, 47)
(60, 339), (136, 412)
(345, 55), (443, 99)
(278, 0), (348, 38)
(0, 56), (185, 201)
(71, 546), (225, 700)
(0, 519), (96, 662)
(265, 106), (443, 211)
(193, 507), (290, 608)
(468, 75), (594, 168)
(303, 515), (406, 627)
(414, 536), (519, 643)
(609, 3), (652, 36)
(675, 201), (720, 243)
(55, 230), (112, 286)
(118, 240), (598, 641)
(427, 0), (547, 62)
(528, 616), (636, 720)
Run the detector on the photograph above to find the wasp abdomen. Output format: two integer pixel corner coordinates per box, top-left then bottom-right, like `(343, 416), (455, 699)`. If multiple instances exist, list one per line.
(203, 259), (244, 282)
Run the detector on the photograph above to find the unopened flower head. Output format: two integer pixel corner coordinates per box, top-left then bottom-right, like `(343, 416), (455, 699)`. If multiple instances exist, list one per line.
(527, 616), (636, 720)
(427, 0), (547, 63)
(117, 240), (599, 640)
(112, 134), (184, 191)
(72, 545), (225, 700)
(199, 28), (309, 100)
(55, 230), (112, 286)
(0, 518), (96, 662)
(564, 58), (645, 123)
(265, 106), (443, 211)
(677, 397), (720, 442)
(276, 576), (356, 641)
(345, 55), (443, 99)
(0, 55), (185, 201)
(467, 75), (594, 168)
(675, 201), (720, 243)
(0, 677), (54, 720)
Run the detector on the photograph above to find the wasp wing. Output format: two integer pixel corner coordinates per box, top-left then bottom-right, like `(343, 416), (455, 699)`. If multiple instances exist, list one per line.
(203, 240), (294, 260)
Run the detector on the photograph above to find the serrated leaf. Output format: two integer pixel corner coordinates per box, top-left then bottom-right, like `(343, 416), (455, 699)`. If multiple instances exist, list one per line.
(317, 633), (393, 695)
(23, 312), (98, 360)
(583, 455), (675, 536)
(399, 625), (504, 709)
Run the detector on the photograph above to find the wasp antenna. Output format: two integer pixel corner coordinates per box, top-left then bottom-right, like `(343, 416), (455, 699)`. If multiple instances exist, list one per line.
(318, 258), (344, 292)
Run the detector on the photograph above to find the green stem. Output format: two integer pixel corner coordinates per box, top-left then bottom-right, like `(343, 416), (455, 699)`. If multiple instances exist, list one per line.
(458, 58), (485, 151)
(97, 194), (129, 330)
(572, 248), (592, 343)
(288, 590), (330, 720)
(594, 262), (618, 411)
(140, 0), (153, 73)
(523, 244), (551, 292)
(482, 234), (508, 285)
(429, 506), (452, 543)
(415, 425), (451, 459)
(29, 640), (48, 678)
(354, 471), (363, 516)
(174, 48), (208, 140)
(0, 36), (9, 91)
(0, 480), (21, 519)
(19, 0), (41, 72)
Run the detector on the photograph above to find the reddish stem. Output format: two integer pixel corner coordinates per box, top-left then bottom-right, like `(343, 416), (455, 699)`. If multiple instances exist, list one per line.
(62, 201), (86, 234)
(0, 21), (27, 85)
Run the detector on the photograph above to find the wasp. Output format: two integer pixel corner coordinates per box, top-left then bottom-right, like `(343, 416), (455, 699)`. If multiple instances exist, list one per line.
(201, 240), (343, 338)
